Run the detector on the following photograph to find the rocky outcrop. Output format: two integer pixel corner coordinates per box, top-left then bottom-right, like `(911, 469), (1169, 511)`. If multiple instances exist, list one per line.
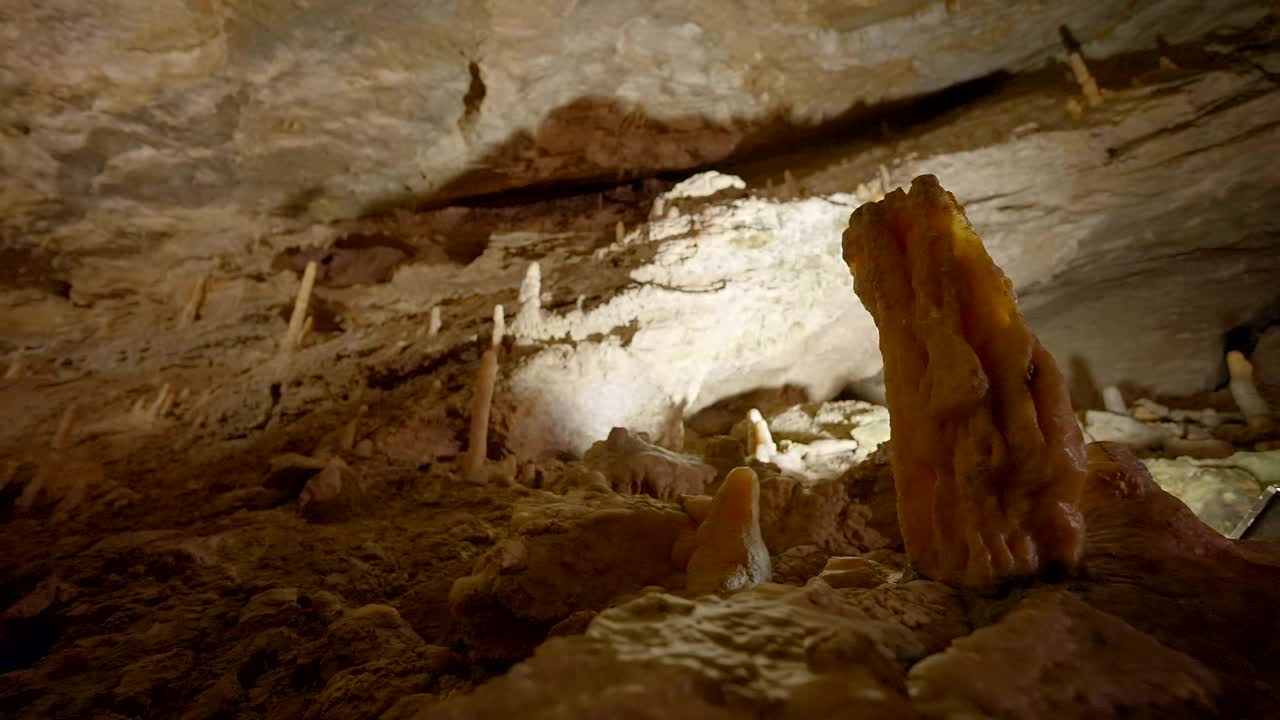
(423, 442), (1280, 719)
(908, 589), (1220, 719)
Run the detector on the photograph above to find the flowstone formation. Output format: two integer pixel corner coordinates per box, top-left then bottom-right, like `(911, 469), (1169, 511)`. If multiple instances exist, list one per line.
(842, 175), (1087, 588)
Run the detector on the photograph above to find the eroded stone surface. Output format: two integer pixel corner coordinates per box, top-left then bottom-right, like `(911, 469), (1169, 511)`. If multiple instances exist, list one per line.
(448, 488), (689, 662)
(582, 427), (716, 499)
(908, 589), (1219, 720)
(4, 0), (1261, 226)
(585, 581), (967, 707)
(1144, 457), (1265, 534)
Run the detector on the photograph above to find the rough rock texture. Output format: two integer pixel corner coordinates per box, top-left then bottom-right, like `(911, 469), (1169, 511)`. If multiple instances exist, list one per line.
(423, 442), (1280, 720)
(447, 488), (690, 662)
(1074, 442), (1280, 717)
(582, 427), (716, 499)
(2, 0), (1265, 228)
(908, 589), (1219, 719)
(755, 466), (896, 557)
(584, 580), (968, 707)
(425, 635), (743, 720)
(1083, 409), (1179, 449)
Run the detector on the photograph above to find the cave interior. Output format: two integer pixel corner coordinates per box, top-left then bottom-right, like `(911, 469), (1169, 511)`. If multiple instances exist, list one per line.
(2, 2), (1280, 719)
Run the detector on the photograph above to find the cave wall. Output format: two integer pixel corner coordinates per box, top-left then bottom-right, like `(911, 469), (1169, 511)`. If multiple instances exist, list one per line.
(1, 0), (1269, 229)
(1, 2), (1278, 464)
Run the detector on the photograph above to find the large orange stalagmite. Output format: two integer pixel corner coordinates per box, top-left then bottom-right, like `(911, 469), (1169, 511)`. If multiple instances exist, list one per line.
(842, 175), (1087, 588)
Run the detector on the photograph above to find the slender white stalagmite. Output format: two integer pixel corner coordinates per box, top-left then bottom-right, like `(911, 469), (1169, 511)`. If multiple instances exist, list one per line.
(746, 408), (777, 463)
(428, 306), (442, 336)
(284, 261), (318, 352)
(1227, 351), (1273, 430)
(178, 273), (209, 328)
(464, 305), (505, 483)
(491, 304), (505, 348)
(513, 261), (542, 339)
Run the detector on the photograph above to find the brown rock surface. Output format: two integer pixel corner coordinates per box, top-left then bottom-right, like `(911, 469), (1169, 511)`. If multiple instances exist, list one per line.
(448, 488), (690, 662)
(583, 427), (717, 499)
(426, 444), (1280, 719)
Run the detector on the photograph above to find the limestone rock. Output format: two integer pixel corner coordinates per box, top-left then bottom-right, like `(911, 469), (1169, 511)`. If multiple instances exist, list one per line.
(495, 53), (1280, 458)
(306, 606), (456, 720)
(753, 452), (899, 557)
(448, 489), (690, 662)
(425, 636), (742, 720)
(1129, 398), (1171, 421)
(307, 655), (442, 720)
(663, 171), (746, 201)
(908, 590), (1219, 720)
(583, 427), (717, 499)
(317, 604), (428, 681)
(1193, 449), (1280, 487)
(817, 554), (905, 590)
(7, 0), (1260, 228)
(113, 648), (196, 713)
(769, 545), (832, 586)
(1076, 442), (1280, 715)
(1082, 410), (1178, 449)
(735, 400), (891, 479)
(684, 467), (771, 595)
(381, 694), (439, 720)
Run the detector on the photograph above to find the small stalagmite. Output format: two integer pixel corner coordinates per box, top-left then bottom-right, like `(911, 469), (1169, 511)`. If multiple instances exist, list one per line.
(1226, 351), (1272, 431)
(684, 466), (772, 595)
(841, 174), (1087, 588)
(463, 305), (504, 483)
(283, 260), (319, 352)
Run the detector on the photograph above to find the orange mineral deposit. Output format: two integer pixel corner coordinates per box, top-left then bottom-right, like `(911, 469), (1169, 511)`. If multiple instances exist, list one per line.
(841, 175), (1087, 588)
